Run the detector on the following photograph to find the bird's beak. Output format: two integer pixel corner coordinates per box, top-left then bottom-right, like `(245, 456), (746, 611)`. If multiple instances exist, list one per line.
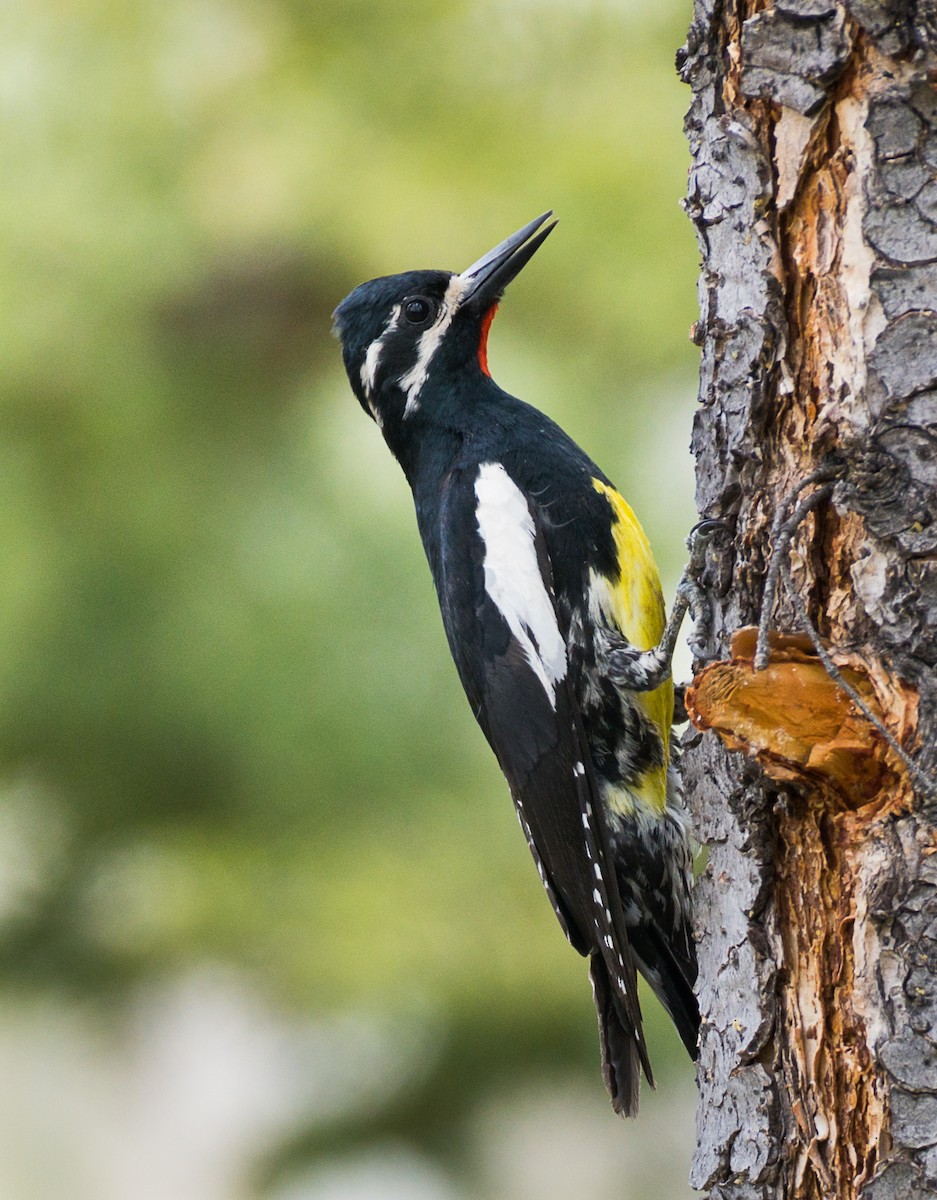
(459, 211), (557, 310)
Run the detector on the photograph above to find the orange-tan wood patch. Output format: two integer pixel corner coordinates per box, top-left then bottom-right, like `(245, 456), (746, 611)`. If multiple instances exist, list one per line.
(685, 626), (918, 807)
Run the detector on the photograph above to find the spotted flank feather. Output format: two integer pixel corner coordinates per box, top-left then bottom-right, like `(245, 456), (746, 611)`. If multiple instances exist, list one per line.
(513, 798), (579, 951)
(571, 740), (654, 1111)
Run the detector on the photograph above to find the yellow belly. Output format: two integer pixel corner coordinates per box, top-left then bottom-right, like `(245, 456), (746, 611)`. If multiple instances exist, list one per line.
(590, 479), (673, 816)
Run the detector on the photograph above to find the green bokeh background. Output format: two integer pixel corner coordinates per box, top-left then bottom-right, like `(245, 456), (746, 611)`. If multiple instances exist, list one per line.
(1, 2), (700, 1196)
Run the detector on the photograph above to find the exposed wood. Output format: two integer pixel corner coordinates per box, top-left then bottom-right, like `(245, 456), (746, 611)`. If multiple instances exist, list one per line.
(686, 626), (917, 800)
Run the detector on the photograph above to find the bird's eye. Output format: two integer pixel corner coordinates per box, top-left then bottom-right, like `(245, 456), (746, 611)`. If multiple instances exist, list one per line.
(403, 296), (434, 325)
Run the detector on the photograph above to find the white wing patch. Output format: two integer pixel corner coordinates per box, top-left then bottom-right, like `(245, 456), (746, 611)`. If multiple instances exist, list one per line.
(400, 273), (468, 417)
(474, 462), (567, 707)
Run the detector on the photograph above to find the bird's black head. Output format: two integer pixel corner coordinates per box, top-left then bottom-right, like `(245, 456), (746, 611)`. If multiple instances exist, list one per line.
(332, 212), (556, 448)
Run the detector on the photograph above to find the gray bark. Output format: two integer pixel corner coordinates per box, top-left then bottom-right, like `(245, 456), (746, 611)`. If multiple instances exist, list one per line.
(679, 2), (937, 1197)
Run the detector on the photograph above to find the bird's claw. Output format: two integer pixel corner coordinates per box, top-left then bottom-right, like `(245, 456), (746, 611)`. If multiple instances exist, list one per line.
(679, 518), (729, 654)
(685, 518), (730, 567)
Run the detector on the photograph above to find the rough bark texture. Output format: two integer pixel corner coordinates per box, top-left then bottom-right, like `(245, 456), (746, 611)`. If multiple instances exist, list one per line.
(678, 2), (937, 1197)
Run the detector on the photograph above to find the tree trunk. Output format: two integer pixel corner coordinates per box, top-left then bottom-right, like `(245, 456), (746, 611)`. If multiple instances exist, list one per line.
(678, 3), (937, 1198)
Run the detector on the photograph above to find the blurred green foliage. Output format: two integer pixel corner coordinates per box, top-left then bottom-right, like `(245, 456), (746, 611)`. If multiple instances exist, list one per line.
(1, 0), (699, 1186)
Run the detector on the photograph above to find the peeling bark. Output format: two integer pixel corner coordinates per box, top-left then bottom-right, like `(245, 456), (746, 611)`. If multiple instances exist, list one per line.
(679, 2), (937, 1197)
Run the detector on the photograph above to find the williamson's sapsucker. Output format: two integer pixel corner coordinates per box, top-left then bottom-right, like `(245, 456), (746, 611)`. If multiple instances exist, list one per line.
(333, 213), (699, 1115)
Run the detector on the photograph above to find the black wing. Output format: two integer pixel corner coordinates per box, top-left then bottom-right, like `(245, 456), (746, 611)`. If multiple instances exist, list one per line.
(431, 464), (652, 1113)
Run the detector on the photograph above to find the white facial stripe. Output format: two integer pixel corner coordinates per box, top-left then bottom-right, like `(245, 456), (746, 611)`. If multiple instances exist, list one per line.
(474, 463), (567, 707)
(360, 304), (402, 397)
(446, 271), (471, 304)
(360, 340), (383, 394)
(400, 274), (469, 417)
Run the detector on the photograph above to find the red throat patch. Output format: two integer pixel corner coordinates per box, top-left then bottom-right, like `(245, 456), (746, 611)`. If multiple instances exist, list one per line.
(477, 303), (499, 377)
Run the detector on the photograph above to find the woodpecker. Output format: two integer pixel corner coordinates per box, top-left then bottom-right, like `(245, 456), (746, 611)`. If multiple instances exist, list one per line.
(333, 212), (699, 1115)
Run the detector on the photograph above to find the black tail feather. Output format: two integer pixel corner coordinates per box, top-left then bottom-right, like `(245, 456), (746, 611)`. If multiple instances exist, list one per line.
(629, 921), (700, 1061)
(589, 954), (651, 1117)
